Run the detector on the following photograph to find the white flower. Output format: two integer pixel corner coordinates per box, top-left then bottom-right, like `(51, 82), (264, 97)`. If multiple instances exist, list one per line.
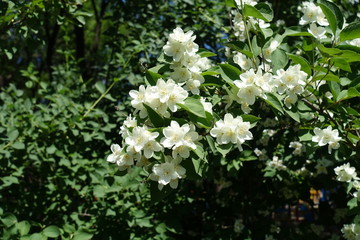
(150, 156), (186, 190)
(308, 23), (327, 39)
(232, 68), (273, 110)
(299, 2), (329, 26)
(235, 0), (257, 7)
(166, 81), (188, 112)
(143, 140), (163, 159)
(163, 27), (199, 62)
(169, 27), (195, 44)
(263, 40), (280, 62)
(254, 148), (268, 160)
(125, 126), (158, 153)
(210, 113), (253, 151)
(267, 156), (287, 170)
(274, 64), (308, 107)
(161, 121), (199, 158)
(170, 67), (191, 82)
(312, 126), (342, 153)
(341, 224), (360, 240)
(184, 78), (202, 95)
(200, 97), (213, 114)
(233, 52), (254, 70)
(289, 141), (304, 156)
(163, 40), (186, 62)
(349, 38), (360, 47)
(334, 163), (358, 182)
(236, 84), (262, 105)
(107, 144), (122, 163)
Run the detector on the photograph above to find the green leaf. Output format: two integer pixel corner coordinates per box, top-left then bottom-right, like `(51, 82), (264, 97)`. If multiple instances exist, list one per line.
(283, 28), (313, 37)
(243, 3), (273, 22)
(331, 58), (351, 72)
(93, 185), (106, 198)
(188, 111), (213, 129)
(313, 72), (340, 83)
(284, 107), (300, 123)
(1, 213), (17, 227)
(198, 48), (216, 58)
(178, 97), (206, 118)
(206, 135), (217, 154)
(192, 144), (206, 160)
(145, 70), (161, 86)
(241, 114), (261, 123)
(317, 44), (342, 57)
(73, 230), (93, 240)
(143, 104), (165, 127)
(219, 64), (241, 83)
(287, 54), (312, 76)
(46, 145), (56, 154)
(8, 129), (19, 141)
(191, 158), (208, 177)
(42, 225), (60, 238)
(95, 81), (105, 94)
(348, 197), (358, 210)
(261, 28), (273, 39)
(202, 75), (223, 87)
(348, 87), (360, 98)
(318, 0), (344, 35)
(271, 49), (288, 73)
(224, 41), (253, 58)
(264, 93), (284, 114)
(215, 143), (232, 157)
(336, 87), (360, 101)
(17, 221), (31, 236)
(1, 176), (19, 187)
(340, 22), (360, 43)
(329, 81), (341, 99)
(12, 141), (25, 150)
(225, 0), (236, 8)
(299, 130), (313, 141)
(239, 150), (257, 161)
(29, 233), (47, 240)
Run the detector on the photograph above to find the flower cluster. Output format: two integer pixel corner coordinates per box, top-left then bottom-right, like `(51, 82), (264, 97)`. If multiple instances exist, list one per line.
(298, 1), (329, 39)
(334, 163), (358, 183)
(229, 68), (274, 113)
(273, 64), (308, 108)
(161, 121), (200, 159)
(129, 78), (188, 118)
(341, 223), (360, 240)
(109, 118), (197, 190)
(210, 113), (253, 151)
(163, 27), (211, 94)
(231, 8), (269, 41)
(289, 141), (304, 156)
(312, 126), (342, 154)
(299, 1), (329, 26)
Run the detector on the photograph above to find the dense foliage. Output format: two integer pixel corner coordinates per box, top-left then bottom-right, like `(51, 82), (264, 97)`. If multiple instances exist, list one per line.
(1, 0), (360, 239)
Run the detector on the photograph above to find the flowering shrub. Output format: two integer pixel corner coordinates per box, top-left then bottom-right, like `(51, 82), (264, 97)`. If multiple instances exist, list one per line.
(106, 0), (360, 238)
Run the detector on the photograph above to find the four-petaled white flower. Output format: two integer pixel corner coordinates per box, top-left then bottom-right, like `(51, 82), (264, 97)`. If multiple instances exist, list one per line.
(150, 156), (186, 190)
(308, 23), (327, 39)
